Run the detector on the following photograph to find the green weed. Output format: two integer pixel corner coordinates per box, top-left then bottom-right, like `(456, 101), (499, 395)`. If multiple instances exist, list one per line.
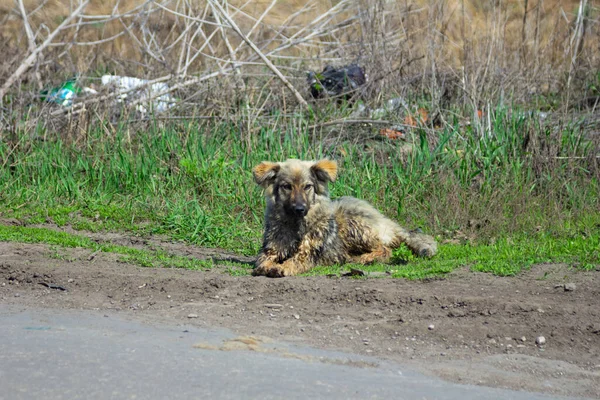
(0, 104), (598, 279)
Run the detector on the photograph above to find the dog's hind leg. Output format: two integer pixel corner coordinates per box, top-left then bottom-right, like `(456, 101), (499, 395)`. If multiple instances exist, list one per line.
(351, 244), (392, 265)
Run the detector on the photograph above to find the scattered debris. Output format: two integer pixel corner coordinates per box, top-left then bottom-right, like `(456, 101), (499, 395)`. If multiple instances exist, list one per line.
(536, 336), (546, 346)
(101, 75), (176, 114)
(87, 249), (101, 261)
(403, 108), (429, 127)
(38, 282), (67, 291)
(307, 64), (366, 101)
(264, 303), (283, 309)
(379, 127), (405, 140)
(41, 79), (98, 107)
(342, 268), (365, 277)
(41, 79), (78, 107)
(564, 283), (576, 292)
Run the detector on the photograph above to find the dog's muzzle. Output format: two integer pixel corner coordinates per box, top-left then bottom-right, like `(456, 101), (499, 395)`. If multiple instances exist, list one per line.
(294, 205), (307, 217)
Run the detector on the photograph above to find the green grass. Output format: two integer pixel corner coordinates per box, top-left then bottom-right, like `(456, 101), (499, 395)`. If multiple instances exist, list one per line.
(0, 224), (215, 270)
(303, 233), (599, 279)
(0, 103), (598, 278)
(0, 224), (595, 279)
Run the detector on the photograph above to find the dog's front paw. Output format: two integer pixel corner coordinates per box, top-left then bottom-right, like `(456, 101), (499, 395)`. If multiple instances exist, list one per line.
(252, 261), (296, 278)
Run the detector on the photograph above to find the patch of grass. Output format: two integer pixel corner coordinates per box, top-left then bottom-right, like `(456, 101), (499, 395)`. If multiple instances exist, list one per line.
(2, 106), (598, 250)
(0, 225), (214, 270)
(302, 233), (599, 279)
(0, 222), (597, 280)
(0, 104), (598, 280)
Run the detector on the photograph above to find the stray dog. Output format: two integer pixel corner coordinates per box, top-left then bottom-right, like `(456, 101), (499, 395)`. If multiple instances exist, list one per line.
(252, 159), (437, 277)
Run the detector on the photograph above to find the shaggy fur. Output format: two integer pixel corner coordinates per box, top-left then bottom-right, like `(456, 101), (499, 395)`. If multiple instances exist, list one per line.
(252, 159), (437, 277)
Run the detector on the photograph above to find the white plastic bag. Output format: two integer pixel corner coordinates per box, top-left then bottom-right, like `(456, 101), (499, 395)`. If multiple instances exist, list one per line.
(101, 75), (176, 114)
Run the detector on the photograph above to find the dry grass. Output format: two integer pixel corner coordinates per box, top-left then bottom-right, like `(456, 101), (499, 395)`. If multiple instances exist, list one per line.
(0, 0), (598, 123)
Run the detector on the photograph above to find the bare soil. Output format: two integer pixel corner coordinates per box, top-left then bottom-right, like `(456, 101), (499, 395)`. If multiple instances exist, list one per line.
(1, 231), (599, 398)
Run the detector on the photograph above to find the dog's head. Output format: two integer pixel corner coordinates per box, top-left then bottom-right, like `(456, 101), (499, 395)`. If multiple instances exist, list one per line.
(253, 159), (338, 218)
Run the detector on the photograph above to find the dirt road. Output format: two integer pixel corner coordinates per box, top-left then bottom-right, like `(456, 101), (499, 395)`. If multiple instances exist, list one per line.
(0, 238), (599, 398)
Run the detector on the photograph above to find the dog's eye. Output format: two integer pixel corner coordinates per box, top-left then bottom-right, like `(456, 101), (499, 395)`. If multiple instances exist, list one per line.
(304, 184), (313, 191)
(280, 183), (292, 191)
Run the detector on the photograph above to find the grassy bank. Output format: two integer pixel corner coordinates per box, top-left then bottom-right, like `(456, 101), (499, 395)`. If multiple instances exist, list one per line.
(0, 104), (598, 276)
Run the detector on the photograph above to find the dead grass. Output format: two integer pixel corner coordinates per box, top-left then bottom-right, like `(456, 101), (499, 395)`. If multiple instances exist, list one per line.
(0, 0), (598, 123)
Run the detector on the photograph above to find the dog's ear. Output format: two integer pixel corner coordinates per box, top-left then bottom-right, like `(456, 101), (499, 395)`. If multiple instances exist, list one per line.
(253, 161), (280, 188)
(311, 159), (338, 185)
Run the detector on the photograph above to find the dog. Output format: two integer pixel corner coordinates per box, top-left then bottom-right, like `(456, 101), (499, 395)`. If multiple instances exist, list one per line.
(252, 159), (437, 277)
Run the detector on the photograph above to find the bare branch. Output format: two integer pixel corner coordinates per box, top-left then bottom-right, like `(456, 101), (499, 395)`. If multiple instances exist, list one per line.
(209, 0), (308, 108)
(0, 1), (90, 102)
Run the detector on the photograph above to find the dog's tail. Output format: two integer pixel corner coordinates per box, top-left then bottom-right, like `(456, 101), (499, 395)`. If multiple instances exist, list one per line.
(388, 226), (437, 258)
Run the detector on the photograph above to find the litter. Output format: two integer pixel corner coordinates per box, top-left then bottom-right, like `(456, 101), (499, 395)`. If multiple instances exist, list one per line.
(307, 64), (366, 101)
(101, 75), (176, 114)
(41, 79), (79, 107)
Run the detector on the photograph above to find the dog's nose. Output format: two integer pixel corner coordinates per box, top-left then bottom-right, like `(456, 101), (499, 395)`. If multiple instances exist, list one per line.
(294, 205), (306, 215)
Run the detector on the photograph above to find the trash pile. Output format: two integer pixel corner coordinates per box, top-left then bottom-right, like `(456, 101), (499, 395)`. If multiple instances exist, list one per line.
(306, 64), (429, 142)
(41, 75), (177, 114)
(40, 79), (80, 107)
(307, 64), (366, 101)
(100, 75), (176, 114)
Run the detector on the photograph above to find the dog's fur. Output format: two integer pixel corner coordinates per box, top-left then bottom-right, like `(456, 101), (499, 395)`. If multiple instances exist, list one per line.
(252, 159), (437, 277)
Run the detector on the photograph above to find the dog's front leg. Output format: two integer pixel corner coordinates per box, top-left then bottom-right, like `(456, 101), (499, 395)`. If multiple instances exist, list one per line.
(252, 251), (281, 277)
(253, 240), (317, 278)
(270, 238), (318, 277)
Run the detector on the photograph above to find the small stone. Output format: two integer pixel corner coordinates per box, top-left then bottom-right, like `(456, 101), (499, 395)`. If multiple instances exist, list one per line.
(536, 308), (544, 313)
(428, 324), (435, 330)
(187, 313), (199, 318)
(293, 314), (300, 320)
(440, 352), (447, 356)
(520, 336), (527, 342)
(504, 337), (512, 341)
(264, 303), (283, 309)
(506, 344), (513, 349)
(14, 293), (20, 297)
(517, 345), (526, 348)
(536, 336), (546, 346)
(488, 339), (497, 344)
(564, 283), (576, 292)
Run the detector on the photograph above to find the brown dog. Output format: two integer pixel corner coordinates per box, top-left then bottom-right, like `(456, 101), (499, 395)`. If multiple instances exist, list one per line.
(252, 159), (437, 277)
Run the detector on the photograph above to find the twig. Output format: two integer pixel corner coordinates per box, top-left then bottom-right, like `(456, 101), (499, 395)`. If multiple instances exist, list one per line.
(0, 1), (89, 102)
(232, 0), (278, 55)
(566, 0), (588, 92)
(209, 0), (308, 108)
(18, 0), (36, 53)
(154, 2), (231, 28)
(308, 119), (392, 129)
(209, 1), (243, 87)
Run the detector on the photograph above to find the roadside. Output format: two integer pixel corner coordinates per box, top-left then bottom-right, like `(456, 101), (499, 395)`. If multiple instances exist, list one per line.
(0, 305), (584, 400)
(1, 239), (599, 398)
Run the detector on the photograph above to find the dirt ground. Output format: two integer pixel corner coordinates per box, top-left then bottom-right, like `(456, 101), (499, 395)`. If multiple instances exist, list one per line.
(1, 230), (599, 399)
